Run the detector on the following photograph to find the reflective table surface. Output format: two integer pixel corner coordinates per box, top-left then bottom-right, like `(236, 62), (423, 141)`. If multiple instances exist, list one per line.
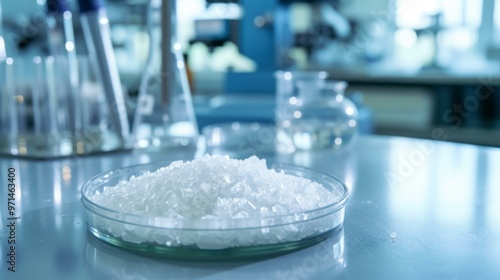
(1, 135), (500, 279)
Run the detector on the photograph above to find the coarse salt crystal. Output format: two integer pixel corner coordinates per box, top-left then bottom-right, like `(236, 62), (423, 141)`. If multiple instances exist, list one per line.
(90, 155), (342, 249)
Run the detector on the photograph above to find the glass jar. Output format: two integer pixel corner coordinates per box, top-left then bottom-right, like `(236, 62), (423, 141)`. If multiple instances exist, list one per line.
(275, 74), (359, 152)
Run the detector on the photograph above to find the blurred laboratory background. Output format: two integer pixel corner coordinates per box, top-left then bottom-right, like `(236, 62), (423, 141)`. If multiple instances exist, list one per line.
(2, 0), (500, 147)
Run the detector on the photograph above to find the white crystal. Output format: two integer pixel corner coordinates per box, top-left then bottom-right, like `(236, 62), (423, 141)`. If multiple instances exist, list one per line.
(272, 205), (287, 215)
(181, 188), (194, 198)
(90, 155), (340, 249)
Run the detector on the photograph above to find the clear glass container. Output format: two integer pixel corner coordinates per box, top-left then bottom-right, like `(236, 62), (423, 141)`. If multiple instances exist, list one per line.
(275, 71), (359, 152)
(275, 71), (327, 152)
(0, 56), (124, 158)
(81, 161), (348, 260)
(132, 0), (198, 149)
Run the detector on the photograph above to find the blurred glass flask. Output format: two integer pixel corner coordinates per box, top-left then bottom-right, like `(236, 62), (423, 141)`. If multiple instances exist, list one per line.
(132, 0), (198, 149)
(275, 71), (359, 152)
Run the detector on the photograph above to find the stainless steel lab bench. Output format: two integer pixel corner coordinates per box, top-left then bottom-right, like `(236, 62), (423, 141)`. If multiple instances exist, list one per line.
(1, 135), (500, 279)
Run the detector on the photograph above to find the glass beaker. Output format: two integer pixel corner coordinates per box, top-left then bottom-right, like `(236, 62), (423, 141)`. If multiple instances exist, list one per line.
(0, 55), (124, 158)
(132, 0), (198, 149)
(274, 71), (327, 152)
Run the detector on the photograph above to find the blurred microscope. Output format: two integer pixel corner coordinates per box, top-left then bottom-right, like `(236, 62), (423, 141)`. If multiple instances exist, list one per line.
(190, 0), (352, 94)
(189, 0), (375, 134)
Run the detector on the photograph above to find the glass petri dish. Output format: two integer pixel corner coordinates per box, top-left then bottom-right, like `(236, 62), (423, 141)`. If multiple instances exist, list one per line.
(81, 161), (348, 260)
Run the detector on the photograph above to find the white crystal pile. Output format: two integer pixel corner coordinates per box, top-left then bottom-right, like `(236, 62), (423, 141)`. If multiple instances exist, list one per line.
(89, 155), (343, 249)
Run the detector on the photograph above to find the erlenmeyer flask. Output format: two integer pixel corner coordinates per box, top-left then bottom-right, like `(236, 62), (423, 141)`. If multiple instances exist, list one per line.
(132, 0), (198, 149)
